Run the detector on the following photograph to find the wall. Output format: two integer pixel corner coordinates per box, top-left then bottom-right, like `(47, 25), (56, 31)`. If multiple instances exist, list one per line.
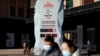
(0, 0), (32, 18)
(83, 0), (94, 5)
(94, 0), (100, 2)
(73, 0), (83, 7)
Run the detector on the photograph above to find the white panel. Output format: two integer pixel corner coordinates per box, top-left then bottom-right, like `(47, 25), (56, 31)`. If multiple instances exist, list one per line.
(33, 0), (63, 55)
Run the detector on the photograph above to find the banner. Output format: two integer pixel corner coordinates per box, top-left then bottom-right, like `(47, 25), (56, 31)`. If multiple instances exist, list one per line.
(34, 0), (63, 55)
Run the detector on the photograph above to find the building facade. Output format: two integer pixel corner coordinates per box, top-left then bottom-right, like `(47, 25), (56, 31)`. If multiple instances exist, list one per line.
(64, 0), (100, 9)
(64, 0), (100, 51)
(0, 0), (35, 49)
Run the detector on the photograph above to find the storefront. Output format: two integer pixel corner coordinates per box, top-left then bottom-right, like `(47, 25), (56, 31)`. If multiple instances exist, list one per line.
(0, 17), (35, 49)
(63, 2), (100, 51)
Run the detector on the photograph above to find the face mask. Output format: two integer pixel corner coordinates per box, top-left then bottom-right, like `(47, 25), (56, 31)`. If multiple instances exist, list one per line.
(62, 50), (71, 56)
(43, 45), (51, 51)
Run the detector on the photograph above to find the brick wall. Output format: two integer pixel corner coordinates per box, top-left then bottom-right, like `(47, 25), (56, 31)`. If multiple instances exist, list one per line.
(0, 0), (33, 18)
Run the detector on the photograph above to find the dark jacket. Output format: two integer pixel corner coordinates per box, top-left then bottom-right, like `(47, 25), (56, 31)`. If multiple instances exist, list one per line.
(86, 43), (92, 51)
(41, 42), (62, 56)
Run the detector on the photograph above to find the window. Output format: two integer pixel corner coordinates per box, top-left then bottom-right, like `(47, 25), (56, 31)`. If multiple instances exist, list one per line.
(10, 7), (15, 16)
(66, 0), (73, 9)
(27, 9), (30, 18)
(18, 8), (24, 17)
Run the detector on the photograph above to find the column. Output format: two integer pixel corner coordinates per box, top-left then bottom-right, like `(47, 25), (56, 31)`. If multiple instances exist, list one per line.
(24, 0), (27, 18)
(77, 25), (83, 49)
(87, 28), (96, 45)
(16, 0), (18, 17)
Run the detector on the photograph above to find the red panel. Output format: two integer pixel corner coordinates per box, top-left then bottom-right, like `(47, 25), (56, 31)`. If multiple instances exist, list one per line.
(45, 34), (52, 37)
(52, 34), (57, 37)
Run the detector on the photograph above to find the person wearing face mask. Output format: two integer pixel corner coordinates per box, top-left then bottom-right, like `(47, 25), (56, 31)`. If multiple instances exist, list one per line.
(41, 36), (62, 56)
(61, 39), (80, 56)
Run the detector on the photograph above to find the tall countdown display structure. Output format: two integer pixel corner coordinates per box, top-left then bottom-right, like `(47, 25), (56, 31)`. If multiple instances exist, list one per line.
(34, 0), (63, 55)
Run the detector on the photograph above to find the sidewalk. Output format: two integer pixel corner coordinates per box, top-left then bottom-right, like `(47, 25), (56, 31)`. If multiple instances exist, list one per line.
(0, 49), (23, 54)
(0, 49), (100, 56)
(81, 50), (100, 56)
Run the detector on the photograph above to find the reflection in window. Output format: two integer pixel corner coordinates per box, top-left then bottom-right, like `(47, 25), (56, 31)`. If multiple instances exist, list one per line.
(64, 33), (71, 40)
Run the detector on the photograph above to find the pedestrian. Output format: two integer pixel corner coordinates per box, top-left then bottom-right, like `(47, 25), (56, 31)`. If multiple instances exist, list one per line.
(86, 40), (92, 56)
(41, 36), (62, 56)
(60, 39), (80, 56)
(23, 41), (30, 55)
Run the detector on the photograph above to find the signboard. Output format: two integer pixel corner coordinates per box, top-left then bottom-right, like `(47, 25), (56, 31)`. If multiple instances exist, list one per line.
(34, 0), (63, 55)
(40, 0), (57, 37)
(6, 33), (14, 47)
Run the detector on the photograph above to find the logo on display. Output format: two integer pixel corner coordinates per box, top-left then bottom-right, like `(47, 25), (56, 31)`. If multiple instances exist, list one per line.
(44, 9), (52, 19)
(44, 1), (53, 8)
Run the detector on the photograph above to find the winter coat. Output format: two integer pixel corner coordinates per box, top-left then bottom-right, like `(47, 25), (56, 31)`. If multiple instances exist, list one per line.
(72, 49), (81, 56)
(41, 42), (62, 56)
